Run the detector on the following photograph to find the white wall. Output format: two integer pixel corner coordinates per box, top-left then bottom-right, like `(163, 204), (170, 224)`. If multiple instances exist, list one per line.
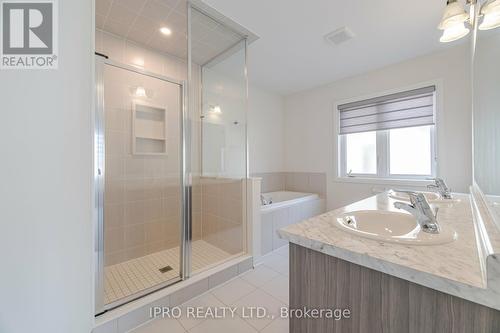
(248, 85), (285, 174)
(0, 2), (94, 333)
(284, 44), (472, 210)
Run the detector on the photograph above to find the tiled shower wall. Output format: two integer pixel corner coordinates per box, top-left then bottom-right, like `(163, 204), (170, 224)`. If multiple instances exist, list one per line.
(200, 177), (245, 255)
(98, 31), (203, 266)
(99, 31), (242, 266)
(252, 172), (327, 197)
(103, 65), (183, 266)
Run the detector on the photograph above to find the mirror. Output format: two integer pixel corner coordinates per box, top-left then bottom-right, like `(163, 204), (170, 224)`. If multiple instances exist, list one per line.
(472, 5), (500, 220)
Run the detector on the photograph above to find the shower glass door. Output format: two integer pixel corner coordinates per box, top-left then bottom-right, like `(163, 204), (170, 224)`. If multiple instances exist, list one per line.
(188, 6), (249, 275)
(95, 58), (185, 311)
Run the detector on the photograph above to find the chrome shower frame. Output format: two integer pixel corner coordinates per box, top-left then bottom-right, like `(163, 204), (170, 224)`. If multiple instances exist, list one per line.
(93, 55), (187, 314)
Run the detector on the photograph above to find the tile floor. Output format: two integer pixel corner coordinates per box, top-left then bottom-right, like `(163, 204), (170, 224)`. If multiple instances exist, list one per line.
(130, 245), (290, 333)
(105, 240), (232, 304)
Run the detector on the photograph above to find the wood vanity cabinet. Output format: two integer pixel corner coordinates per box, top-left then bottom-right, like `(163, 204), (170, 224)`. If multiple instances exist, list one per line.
(289, 243), (500, 333)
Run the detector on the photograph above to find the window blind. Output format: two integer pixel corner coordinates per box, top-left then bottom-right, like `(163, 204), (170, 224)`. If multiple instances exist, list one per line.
(338, 86), (436, 135)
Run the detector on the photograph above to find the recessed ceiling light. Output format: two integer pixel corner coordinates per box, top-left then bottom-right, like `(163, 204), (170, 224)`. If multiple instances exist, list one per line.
(160, 27), (172, 36)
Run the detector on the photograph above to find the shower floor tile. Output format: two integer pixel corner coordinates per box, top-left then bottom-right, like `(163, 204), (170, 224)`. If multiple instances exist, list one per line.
(104, 240), (231, 305)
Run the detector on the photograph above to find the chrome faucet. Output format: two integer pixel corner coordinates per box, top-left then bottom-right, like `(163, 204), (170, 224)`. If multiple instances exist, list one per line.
(260, 194), (271, 206)
(394, 192), (440, 234)
(427, 178), (452, 199)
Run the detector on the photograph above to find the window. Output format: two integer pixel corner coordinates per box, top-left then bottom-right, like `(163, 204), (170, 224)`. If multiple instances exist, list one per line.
(338, 86), (436, 180)
(345, 131), (377, 175)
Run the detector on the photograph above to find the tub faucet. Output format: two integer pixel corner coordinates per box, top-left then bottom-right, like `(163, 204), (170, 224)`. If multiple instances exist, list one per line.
(260, 194), (271, 206)
(427, 178), (452, 199)
(394, 191), (440, 234)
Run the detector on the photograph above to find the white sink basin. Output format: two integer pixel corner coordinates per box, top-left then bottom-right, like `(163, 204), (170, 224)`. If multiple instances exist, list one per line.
(335, 210), (457, 245)
(388, 190), (459, 203)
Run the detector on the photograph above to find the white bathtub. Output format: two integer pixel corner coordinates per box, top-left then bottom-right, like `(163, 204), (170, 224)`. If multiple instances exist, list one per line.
(261, 191), (320, 212)
(260, 191), (325, 256)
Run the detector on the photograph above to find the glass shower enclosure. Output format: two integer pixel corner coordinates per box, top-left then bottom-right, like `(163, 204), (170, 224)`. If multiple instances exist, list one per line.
(94, 1), (252, 314)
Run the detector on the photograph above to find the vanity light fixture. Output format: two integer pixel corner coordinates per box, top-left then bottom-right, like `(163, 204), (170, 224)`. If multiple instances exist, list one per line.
(438, 0), (471, 42)
(438, 0), (500, 42)
(479, 0), (500, 30)
(160, 26), (172, 36)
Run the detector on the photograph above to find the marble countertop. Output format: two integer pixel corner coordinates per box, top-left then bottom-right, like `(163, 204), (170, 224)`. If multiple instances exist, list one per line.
(278, 192), (500, 310)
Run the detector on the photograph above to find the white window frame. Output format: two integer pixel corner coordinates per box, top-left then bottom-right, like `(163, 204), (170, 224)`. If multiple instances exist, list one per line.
(339, 127), (437, 178)
(335, 81), (441, 185)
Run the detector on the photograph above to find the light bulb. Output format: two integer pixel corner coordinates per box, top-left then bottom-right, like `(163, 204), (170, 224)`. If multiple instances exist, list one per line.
(438, 1), (470, 30)
(440, 22), (470, 42)
(134, 86), (147, 97)
(160, 27), (172, 36)
(479, 0), (500, 30)
(209, 105), (222, 114)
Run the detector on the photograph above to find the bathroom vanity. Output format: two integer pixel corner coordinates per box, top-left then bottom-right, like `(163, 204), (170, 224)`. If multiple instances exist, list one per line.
(278, 192), (500, 332)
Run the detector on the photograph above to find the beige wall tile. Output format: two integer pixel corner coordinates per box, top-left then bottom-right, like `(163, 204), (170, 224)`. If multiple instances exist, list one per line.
(105, 227), (125, 253)
(105, 251), (125, 266)
(192, 193), (202, 213)
(162, 178), (181, 198)
(105, 180), (125, 204)
(124, 245), (147, 261)
(201, 194), (218, 216)
(104, 204), (125, 230)
(143, 178), (163, 199)
(163, 196), (180, 218)
(144, 199), (163, 222)
(106, 130), (126, 156)
(124, 157), (145, 179)
(124, 178), (145, 202)
(124, 200), (145, 225)
(253, 172), (286, 193)
(106, 156), (125, 180)
(192, 212), (202, 240)
(164, 216), (181, 248)
(221, 199), (242, 224)
(124, 224), (145, 248)
(308, 172), (326, 197)
(145, 221), (165, 243)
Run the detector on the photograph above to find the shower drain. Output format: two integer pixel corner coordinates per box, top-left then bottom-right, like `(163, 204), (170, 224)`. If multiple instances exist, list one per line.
(159, 266), (173, 273)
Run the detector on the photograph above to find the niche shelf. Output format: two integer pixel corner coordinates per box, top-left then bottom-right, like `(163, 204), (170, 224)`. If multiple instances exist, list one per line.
(132, 101), (167, 155)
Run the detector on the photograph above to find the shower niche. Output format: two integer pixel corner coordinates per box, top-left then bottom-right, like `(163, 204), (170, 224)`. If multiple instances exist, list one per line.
(132, 102), (168, 155)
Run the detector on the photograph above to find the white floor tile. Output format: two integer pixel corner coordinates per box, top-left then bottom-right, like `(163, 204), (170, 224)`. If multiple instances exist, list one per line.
(177, 292), (225, 331)
(130, 318), (186, 333)
(240, 265), (279, 288)
(188, 316), (257, 333)
(261, 318), (289, 333)
(211, 277), (256, 305)
(274, 245), (289, 258)
(261, 253), (289, 276)
(260, 274), (289, 305)
(231, 289), (286, 331)
(259, 253), (283, 266)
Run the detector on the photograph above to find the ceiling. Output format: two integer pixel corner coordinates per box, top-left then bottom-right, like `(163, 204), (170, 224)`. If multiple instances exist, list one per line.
(96, 0), (245, 64)
(97, 0), (469, 95)
(201, 0), (467, 95)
